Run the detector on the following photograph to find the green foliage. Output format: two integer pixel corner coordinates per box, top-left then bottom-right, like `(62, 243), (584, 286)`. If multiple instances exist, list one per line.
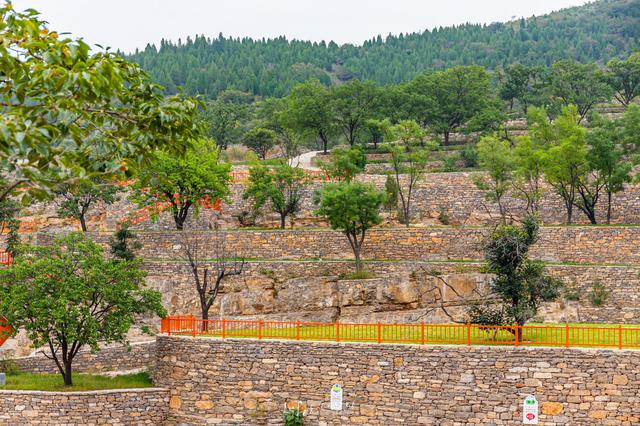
(202, 96), (248, 150)
(330, 80), (380, 145)
(55, 178), (121, 232)
(319, 146), (366, 182)
(390, 120), (424, 150)
(482, 215), (562, 328)
(283, 408), (305, 426)
(109, 227), (142, 261)
(0, 233), (165, 386)
(474, 136), (514, 222)
(243, 165), (307, 228)
(384, 175), (399, 211)
(131, 140), (231, 230)
(127, 1), (638, 98)
(282, 80), (334, 153)
(605, 52), (640, 106)
(547, 60), (613, 122)
(0, 200), (20, 257)
(460, 145), (479, 168)
(339, 270), (376, 280)
(387, 144), (430, 226)
(314, 181), (385, 271)
(512, 135), (545, 215)
(0, 4), (203, 204)
(588, 281), (610, 307)
(467, 303), (508, 327)
(243, 128), (277, 160)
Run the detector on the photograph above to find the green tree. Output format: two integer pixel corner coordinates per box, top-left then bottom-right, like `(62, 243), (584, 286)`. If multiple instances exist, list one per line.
(512, 136), (545, 215)
(0, 4), (203, 204)
(283, 80), (335, 154)
(0, 200), (20, 257)
(482, 215), (562, 336)
(605, 52), (640, 107)
(473, 136), (514, 223)
(541, 106), (589, 224)
(330, 80), (379, 146)
(109, 226), (142, 261)
(0, 233), (165, 386)
(363, 118), (391, 150)
(131, 140), (231, 230)
(202, 99), (247, 150)
(387, 144), (429, 226)
(318, 146), (366, 182)
(55, 178), (121, 232)
(243, 165), (308, 229)
(314, 182), (385, 272)
(547, 60), (613, 123)
(390, 120), (425, 151)
(585, 115), (632, 224)
(419, 66), (497, 144)
(243, 128), (277, 160)
(498, 63), (536, 112)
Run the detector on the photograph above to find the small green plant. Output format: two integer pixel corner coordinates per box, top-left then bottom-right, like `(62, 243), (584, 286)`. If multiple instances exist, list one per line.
(384, 174), (398, 211)
(588, 281), (609, 307)
(339, 270), (376, 280)
(0, 350), (20, 375)
(440, 154), (460, 172)
(563, 285), (581, 302)
(283, 408), (304, 426)
(438, 206), (450, 225)
(460, 145), (478, 168)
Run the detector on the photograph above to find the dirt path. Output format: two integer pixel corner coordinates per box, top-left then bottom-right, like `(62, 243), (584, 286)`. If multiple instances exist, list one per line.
(289, 150), (323, 170)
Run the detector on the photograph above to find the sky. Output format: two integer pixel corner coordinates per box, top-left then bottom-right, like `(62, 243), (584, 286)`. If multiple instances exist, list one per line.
(11, 0), (590, 53)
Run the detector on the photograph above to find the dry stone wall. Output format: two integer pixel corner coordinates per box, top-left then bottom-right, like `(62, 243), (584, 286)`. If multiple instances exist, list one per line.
(18, 171), (640, 233)
(46, 225), (640, 264)
(155, 335), (640, 425)
(0, 388), (169, 425)
(10, 341), (156, 375)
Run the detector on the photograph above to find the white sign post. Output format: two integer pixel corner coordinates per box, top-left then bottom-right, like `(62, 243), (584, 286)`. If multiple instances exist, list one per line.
(330, 384), (343, 411)
(522, 395), (539, 424)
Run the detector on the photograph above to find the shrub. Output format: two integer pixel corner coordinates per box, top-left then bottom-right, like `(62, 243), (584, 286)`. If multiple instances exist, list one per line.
(588, 281), (609, 307)
(283, 408), (304, 426)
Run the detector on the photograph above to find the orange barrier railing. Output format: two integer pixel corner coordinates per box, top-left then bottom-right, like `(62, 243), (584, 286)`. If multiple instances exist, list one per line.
(230, 170), (330, 184)
(0, 251), (11, 266)
(116, 196), (222, 231)
(0, 316), (11, 347)
(160, 316), (640, 350)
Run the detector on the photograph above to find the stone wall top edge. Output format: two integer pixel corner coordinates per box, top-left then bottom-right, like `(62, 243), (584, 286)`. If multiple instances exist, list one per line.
(11, 340), (156, 363)
(157, 334), (637, 355)
(0, 387), (168, 396)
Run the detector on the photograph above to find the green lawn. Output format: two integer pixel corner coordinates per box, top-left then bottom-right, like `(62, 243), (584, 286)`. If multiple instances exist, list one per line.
(0, 372), (153, 392)
(169, 321), (640, 349)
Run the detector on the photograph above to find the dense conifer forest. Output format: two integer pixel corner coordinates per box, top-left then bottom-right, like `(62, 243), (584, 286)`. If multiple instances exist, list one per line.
(127, 0), (640, 98)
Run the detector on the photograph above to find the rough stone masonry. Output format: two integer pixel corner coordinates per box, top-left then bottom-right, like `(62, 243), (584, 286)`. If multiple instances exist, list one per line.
(155, 335), (640, 425)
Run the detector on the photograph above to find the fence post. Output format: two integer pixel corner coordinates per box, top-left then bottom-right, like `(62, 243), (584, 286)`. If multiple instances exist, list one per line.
(191, 315), (196, 337)
(336, 321), (340, 343)
(222, 319), (226, 339)
(565, 323), (569, 348)
(296, 320), (301, 341)
(421, 321), (425, 345)
(618, 324), (622, 350)
(514, 323), (519, 347)
(377, 321), (382, 344)
(466, 322), (471, 346)
(258, 320), (263, 339)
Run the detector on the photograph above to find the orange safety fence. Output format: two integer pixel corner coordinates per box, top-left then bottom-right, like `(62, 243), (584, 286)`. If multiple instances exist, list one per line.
(0, 316), (12, 348)
(230, 169), (330, 184)
(0, 251), (11, 266)
(160, 316), (640, 350)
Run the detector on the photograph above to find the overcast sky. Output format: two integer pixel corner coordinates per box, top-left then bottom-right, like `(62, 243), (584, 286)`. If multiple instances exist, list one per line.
(12, 0), (589, 53)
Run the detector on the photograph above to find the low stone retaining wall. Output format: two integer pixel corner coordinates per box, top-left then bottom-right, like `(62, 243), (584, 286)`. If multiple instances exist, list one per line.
(155, 335), (640, 425)
(12, 341), (155, 374)
(37, 225), (640, 265)
(0, 388), (169, 425)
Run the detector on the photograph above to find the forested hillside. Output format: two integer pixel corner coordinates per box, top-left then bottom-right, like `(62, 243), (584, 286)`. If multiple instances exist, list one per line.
(127, 0), (640, 98)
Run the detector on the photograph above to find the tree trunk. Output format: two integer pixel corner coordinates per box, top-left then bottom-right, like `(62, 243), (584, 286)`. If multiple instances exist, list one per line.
(63, 360), (73, 386)
(607, 191), (612, 224)
(443, 131), (450, 146)
(280, 213), (286, 229)
(79, 215), (87, 232)
(353, 244), (362, 272)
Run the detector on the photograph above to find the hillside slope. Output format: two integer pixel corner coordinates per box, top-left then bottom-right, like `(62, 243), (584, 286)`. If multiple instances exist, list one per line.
(127, 0), (640, 98)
